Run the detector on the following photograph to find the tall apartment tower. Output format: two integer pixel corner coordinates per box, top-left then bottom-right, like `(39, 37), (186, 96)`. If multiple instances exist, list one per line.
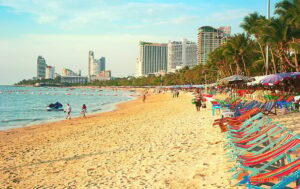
(197, 26), (231, 65)
(168, 41), (182, 72)
(37, 56), (46, 79)
(167, 39), (197, 72)
(99, 57), (106, 71)
(45, 66), (55, 79)
(88, 51), (94, 77)
(136, 41), (168, 77)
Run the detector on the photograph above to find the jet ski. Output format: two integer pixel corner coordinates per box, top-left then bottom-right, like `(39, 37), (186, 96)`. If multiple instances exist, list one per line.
(46, 102), (63, 111)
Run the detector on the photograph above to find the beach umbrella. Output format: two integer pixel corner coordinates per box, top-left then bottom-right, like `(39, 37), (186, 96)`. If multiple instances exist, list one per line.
(218, 75), (252, 86)
(247, 75), (268, 86)
(224, 75), (252, 82)
(292, 72), (300, 78)
(260, 73), (292, 85)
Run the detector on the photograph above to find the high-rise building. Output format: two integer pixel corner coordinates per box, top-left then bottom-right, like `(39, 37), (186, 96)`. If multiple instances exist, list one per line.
(136, 41), (168, 77)
(99, 57), (106, 71)
(167, 39), (197, 72)
(168, 41), (182, 72)
(88, 51), (106, 77)
(88, 51), (94, 77)
(61, 68), (78, 76)
(197, 26), (231, 65)
(45, 66), (55, 79)
(218, 26), (231, 36)
(37, 56), (46, 79)
(93, 59), (100, 76)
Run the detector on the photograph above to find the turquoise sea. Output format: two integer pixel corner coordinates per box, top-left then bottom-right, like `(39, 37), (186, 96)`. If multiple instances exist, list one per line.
(0, 86), (137, 130)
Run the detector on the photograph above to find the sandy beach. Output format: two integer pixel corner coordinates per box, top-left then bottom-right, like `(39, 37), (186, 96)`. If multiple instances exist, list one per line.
(0, 92), (232, 188)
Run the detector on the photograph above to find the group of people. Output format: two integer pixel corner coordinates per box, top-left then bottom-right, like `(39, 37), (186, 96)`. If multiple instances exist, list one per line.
(64, 104), (87, 119)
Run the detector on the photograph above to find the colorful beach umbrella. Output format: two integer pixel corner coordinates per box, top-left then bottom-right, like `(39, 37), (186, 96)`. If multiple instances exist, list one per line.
(292, 72), (300, 78)
(260, 73), (292, 85)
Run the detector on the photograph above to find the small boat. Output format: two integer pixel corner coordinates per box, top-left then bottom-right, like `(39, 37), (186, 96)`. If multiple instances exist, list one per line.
(46, 102), (63, 111)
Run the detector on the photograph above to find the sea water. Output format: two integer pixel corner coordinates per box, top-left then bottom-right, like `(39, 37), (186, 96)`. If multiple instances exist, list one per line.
(0, 86), (137, 130)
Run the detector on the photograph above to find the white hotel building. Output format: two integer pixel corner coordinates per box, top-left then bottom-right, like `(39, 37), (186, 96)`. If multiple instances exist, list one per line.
(167, 39), (197, 72)
(45, 66), (55, 79)
(136, 42), (168, 77)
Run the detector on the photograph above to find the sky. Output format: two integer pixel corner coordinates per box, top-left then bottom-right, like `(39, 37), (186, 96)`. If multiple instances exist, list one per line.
(0, 0), (281, 85)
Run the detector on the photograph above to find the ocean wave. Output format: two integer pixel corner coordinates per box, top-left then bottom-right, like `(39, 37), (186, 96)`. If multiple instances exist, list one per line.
(90, 108), (102, 112)
(1, 118), (44, 123)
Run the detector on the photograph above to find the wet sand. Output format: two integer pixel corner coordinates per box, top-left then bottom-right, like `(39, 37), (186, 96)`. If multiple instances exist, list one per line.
(0, 93), (232, 188)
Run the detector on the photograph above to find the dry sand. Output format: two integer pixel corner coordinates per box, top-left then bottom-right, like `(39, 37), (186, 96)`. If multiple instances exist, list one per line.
(0, 93), (232, 189)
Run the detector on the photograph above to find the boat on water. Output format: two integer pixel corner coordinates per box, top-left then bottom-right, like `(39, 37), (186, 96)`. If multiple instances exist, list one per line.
(46, 102), (63, 111)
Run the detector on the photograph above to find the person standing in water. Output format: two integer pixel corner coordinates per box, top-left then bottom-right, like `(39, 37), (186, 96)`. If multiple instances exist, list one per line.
(81, 104), (87, 118)
(65, 103), (72, 119)
(142, 90), (148, 103)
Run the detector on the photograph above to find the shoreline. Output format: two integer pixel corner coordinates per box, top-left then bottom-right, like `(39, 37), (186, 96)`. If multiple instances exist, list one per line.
(0, 92), (232, 188)
(0, 92), (140, 133)
(0, 86), (141, 132)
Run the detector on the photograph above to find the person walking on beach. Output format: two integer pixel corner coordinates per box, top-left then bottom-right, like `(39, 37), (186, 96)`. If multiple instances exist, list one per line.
(142, 90), (148, 103)
(194, 91), (202, 112)
(176, 90), (180, 98)
(81, 104), (87, 118)
(65, 103), (72, 119)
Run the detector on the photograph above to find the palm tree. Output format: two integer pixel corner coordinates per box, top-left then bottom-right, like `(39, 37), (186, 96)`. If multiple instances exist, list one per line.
(241, 12), (267, 66)
(223, 33), (253, 76)
(275, 0), (300, 30)
(275, 0), (300, 71)
(262, 18), (298, 72)
(207, 46), (231, 77)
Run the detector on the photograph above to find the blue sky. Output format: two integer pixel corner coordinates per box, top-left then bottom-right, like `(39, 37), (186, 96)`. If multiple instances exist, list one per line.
(0, 0), (281, 84)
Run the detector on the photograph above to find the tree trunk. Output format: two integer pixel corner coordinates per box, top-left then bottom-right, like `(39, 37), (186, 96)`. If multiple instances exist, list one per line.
(283, 53), (297, 69)
(294, 51), (299, 72)
(229, 63), (233, 75)
(270, 47), (277, 74)
(258, 41), (266, 66)
(241, 55), (248, 76)
(234, 57), (241, 75)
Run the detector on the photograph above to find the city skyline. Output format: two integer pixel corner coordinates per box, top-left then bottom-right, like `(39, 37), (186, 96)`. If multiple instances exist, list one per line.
(0, 0), (281, 84)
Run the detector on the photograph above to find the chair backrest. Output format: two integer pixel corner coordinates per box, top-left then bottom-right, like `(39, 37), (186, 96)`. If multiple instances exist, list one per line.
(276, 96), (284, 101)
(285, 96), (294, 102)
(264, 101), (275, 111)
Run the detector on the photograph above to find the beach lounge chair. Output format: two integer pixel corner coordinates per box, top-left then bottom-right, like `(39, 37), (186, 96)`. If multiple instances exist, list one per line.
(240, 160), (300, 189)
(214, 108), (261, 132)
(211, 101), (221, 116)
(277, 96), (294, 109)
(231, 136), (300, 181)
(261, 101), (277, 115)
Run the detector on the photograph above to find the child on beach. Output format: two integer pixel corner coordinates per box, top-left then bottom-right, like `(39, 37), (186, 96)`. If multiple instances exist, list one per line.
(64, 104), (72, 119)
(81, 104), (87, 118)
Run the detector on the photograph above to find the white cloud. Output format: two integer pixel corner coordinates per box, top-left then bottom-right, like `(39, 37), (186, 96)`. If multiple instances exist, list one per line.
(37, 16), (57, 24)
(207, 9), (251, 22)
(0, 0), (198, 30)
